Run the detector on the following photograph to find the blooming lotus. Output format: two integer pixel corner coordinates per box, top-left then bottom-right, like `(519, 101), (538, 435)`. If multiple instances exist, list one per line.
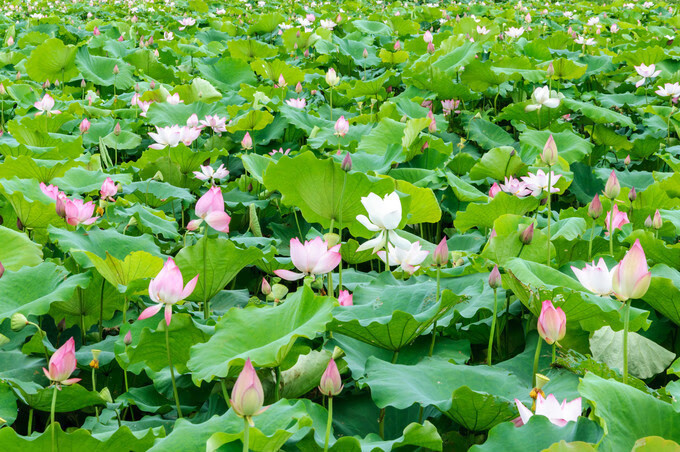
(274, 237), (341, 281)
(574, 35), (596, 46)
(423, 30), (433, 43)
(138, 100), (152, 117)
(285, 98), (306, 109)
(377, 241), (429, 274)
(441, 99), (460, 116)
(34, 94), (61, 116)
(230, 358), (267, 424)
(100, 177), (119, 201)
(178, 17), (196, 29)
(178, 126), (201, 146)
(525, 86), (561, 112)
(320, 19), (337, 30)
(43, 337), (80, 388)
(514, 394), (581, 427)
(477, 25), (490, 35)
(149, 125), (182, 149)
(338, 290), (353, 306)
(138, 257), (199, 326)
(655, 82), (680, 98)
(604, 204), (629, 235)
(521, 170), (561, 197)
(356, 192), (411, 252)
(505, 26), (525, 38)
(193, 164), (229, 183)
(612, 239), (651, 301)
(199, 115), (228, 133)
(537, 300), (566, 345)
(40, 182), (60, 200)
(500, 177), (531, 198)
(571, 258), (613, 296)
(634, 63), (661, 87)
(166, 93), (183, 105)
(186, 186), (231, 233)
(64, 198), (99, 226)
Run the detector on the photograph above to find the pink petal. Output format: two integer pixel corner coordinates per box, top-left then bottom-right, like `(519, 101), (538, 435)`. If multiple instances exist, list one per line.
(138, 303), (163, 321)
(181, 274), (199, 299)
(205, 211), (231, 233)
(165, 304), (173, 326)
(274, 269), (305, 281)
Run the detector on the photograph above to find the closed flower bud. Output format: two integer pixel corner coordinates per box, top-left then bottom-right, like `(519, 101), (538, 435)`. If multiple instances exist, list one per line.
(612, 239), (651, 301)
(363, 48), (368, 58)
(546, 62), (555, 77)
(319, 358), (343, 396)
(644, 215), (653, 228)
(541, 134), (558, 166)
(628, 187), (636, 203)
(603, 170), (620, 199)
(341, 152), (352, 172)
(79, 118), (91, 134)
(433, 237), (449, 266)
(537, 300), (566, 345)
(588, 194), (603, 219)
(520, 223), (534, 245)
(11, 313), (28, 331)
(624, 155), (631, 166)
(114, 122), (121, 136)
(325, 68), (340, 87)
(0, 83), (5, 96)
(261, 277), (271, 295)
(295, 82), (302, 93)
(230, 358), (267, 423)
(0, 261), (3, 279)
(241, 132), (253, 150)
(489, 265), (501, 289)
(489, 182), (501, 198)
(653, 209), (662, 230)
(338, 290), (353, 306)
(124, 331), (132, 346)
(113, 64), (120, 75)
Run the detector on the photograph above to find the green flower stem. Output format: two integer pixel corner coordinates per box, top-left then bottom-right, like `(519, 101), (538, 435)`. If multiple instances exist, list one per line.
(378, 350), (399, 439)
(384, 245), (390, 274)
(546, 169), (552, 267)
(588, 218), (596, 261)
(552, 343), (556, 364)
(202, 230), (210, 320)
(274, 366), (281, 402)
(323, 397), (334, 452)
(165, 325), (183, 418)
(623, 299), (632, 384)
(488, 288), (499, 365)
(329, 86), (333, 121)
(429, 266), (441, 357)
(92, 367), (99, 423)
(243, 417), (250, 452)
(337, 172), (348, 294)
(221, 379), (231, 409)
(98, 278), (105, 340)
(27, 408), (33, 435)
(609, 227), (615, 258)
(532, 335), (543, 388)
(50, 386), (58, 452)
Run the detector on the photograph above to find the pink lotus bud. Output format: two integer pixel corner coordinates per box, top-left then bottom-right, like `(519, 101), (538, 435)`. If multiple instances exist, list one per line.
(55, 192), (68, 218)
(150, 81), (156, 89)
(114, 122), (121, 136)
(612, 239), (651, 301)
(100, 177), (118, 201)
(43, 79), (51, 89)
(42, 337), (81, 386)
(489, 182), (501, 198)
(624, 155), (631, 166)
(423, 30), (433, 43)
(277, 74), (286, 88)
(394, 40), (401, 50)
(79, 118), (91, 134)
(325, 68), (339, 87)
(296, 30), (301, 38)
(433, 237), (449, 266)
(147, 36), (154, 45)
(7, 36), (14, 46)
(489, 265), (501, 289)
(338, 290), (353, 306)
(645, 215), (653, 228)
(318, 358), (343, 396)
(603, 170), (620, 199)
(0, 261), (3, 279)
(537, 300), (566, 345)
(341, 152), (352, 172)
(81, 79), (87, 88)
(0, 83), (5, 96)
(628, 187), (636, 202)
(261, 278), (271, 295)
(304, 48), (309, 58)
(113, 64), (120, 75)
(427, 42), (435, 54)
(131, 15), (138, 23)
(653, 209), (662, 230)
(15, 72), (20, 80)
(490, 228), (497, 239)
(520, 223), (534, 244)
(230, 358), (267, 421)
(541, 134), (558, 166)
(295, 82), (302, 93)
(588, 194), (603, 219)
(241, 132), (253, 150)
(546, 62), (555, 77)
(363, 48), (368, 58)
(93, 26), (100, 36)
(118, 35), (124, 42)
(124, 331), (132, 346)
(334, 116), (349, 137)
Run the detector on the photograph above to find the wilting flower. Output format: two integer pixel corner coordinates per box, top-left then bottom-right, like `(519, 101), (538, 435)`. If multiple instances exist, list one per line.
(334, 116), (349, 137)
(186, 186), (231, 233)
(149, 125), (182, 149)
(319, 359), (343, 396)
(193, 164), (229, 183)
(199, 115), (228, 133)
(64, 198), (99, 226)
(634, 63), (661, 87)
(521, 170), (561, 197)
(571, 258), (613, 296)
(274, 237), (341, 281)
(514, 394), (582, 427)
(525, 86), (561, 112)
(286, 98), (307, 109)
(505, 26), (525, 38)
(34, 94), (61, 116)
(100, 177), (119, 201)
(377, 241), (430, 274)
(537, 300), (566, 345)
(138, 257), (199, 326)
(356, 192), (411, 252)
(338, 290), (353, 306)
(43, 337), (80, 388)
(230, 358), (267, 425)
(612, 239), (651, 301)
(655, 82), (680, 98)
(40, 182), (60, 200)
(604, 204), (629, 235)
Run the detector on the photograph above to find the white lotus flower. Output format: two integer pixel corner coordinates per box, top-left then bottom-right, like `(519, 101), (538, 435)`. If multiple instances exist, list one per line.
(521, 170), (561, 197)
(506, 26), (525, 38)
(377, 241), (429, 275)
(149, 125), (182, 149)
(525, 86), (561, 112)
(570, 258), (614, 296)
(356, 192), (410, 253)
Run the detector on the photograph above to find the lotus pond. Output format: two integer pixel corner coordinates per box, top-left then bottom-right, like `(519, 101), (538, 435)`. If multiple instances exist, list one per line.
(0, 0), (679, 450)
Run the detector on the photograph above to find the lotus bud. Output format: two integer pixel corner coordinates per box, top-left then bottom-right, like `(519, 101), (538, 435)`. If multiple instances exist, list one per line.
(334, 116), (349, 137)
(537, 300), (566, 345)
(319, 358), (343, 396)
(43, 79), (50, 89)
(325, 68), (340, 87)
(653, 209), (662, 230)
(546, 62), (554, 77)
(113, 64), (120, 75)
(341, 152), (352, 172)
(295, 82), (302, 93)
(489, 265), (501, 289)
(520, 223), (534, 245)
(260, 277), (272, 296)
(124, 331), (132, 346)
(15, 72), (20, 80)
(79, 118), (91, 134)
(645, 215), (653, 228)
(433, 237), (449, 267)
(427, 42), (435, 54)
(488, 182), (501, 198)
(7, 36), (14, 46)
(10, 313), (28, 331)
(612, 239), (651, 301)
(241, 132), (253, 150)
(230, 358), (266, 423)
(304, 48), (309, 58)
(541, 134), (558, 166)
(134, 83), (140, 93)
(628, 187), (636, 203)
(114, 122), (121, 136)
(277, 73), (286, 87)
(363, 48), (368, 58)
(603, 170), (620, 199)
(423, 30), (433, 43)
(338, 290), (353, 306)
(394, 40), (401, 50)
(588, 194), (603, 219)
(624, 155), (631, 166)
(150, 81), (156, 89)
(0, 84), (5, 96)
(0, 334), (8, 347)
(0, 261), (3, 279)
(93, 26), (100, 36)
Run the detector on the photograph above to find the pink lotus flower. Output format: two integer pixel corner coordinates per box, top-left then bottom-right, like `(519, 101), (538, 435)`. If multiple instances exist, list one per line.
(514, 394), (581, 427)
(93, 26), (101, 36)
(43, 337), (81, 388)
(377, 241), (429, 275)
(186, 186), (231, 233)
(193, 164), (229, 183)
(187, 113), (200, 128)
(500, 176), (531, 198)
(423, 30), (433, 43)
(655, 82), (680, 98)
(269, 147), (291, 156)
(612, 239), (651, 301)
(64, 198), (99, 226)
(441, 99), (460, 116)
(285, 98), (306, 109)
(338, 290), (353, 306)
(34, 94), (61, 116)
(334, 116), (349, 137)
(179, 126), (201, 146)
(274, 237), (341, 281)
(166, 93), (183, 105)
(537, 300), (566, 345)
(178, 17), (196, 29)
(230, 358), (267, 424)
(261, 278), (271, 296)
(56, 192), (68, 218)
(199, 115), (227, 133)
(571, 258), (613, 296)
(149, 125), (182, 149)
(79, 118), (91, 134)
(521, 170), (561, 197)
(489, 182), (501, 198)
(319, 359), (343, 396)
(100, 177), (119, 201)
(138, 100), (153, 117)
(604, 204), (629, 236)
(138, 257), (199, 326)
(40, 182), (60, 200)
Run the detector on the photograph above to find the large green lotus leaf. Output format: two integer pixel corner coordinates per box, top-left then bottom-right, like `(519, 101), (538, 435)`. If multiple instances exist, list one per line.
(468, 119), (516, 151)
(227, 109), (274, 132)
(470, 416), (602, 452)
(8, 383), (106, 413)
(329, 272), (462, 351)
(469, 146), (526, 181)
(444, 172), (489, 202)
(149, 399), (311, 452)
(174, 237), (263, 303)
(0, 262), (89, 322)
(263, 152), (396, 237)
(391, 178), (441, 224)
(107, 203), (180, 239)
(455, 192), (539, 233)
(125, 314), (210, 374)
(481, 214), (555, 266)
(188, 286), (333, 383)
(197, 57), (256, 91)
(542, 442), (596, 452)
(48, 226), (162, 268)
(25, 38), (78, 83)
(590, 326), (676, 380)
(51, 167), (132, 193)
(632, 437), (680, 451)
(562, 99), (634, 128)
(81, 250), (163, 292)
(519, 129), (593, 164)
(0, 156), (81, 182)
(123, 144), (222, 175)
(0, 225), (42, 271)
(363, 356), (529, 431)
(498, 102), (569, 130)
(101, 130), (142, 150)
(641, 265), (680, 326)
(122, 180), (194, 207)
(143, 102), (222, 128)
(247, 12), (285, 34)
(352, 20), (392, 35)
(0, 423), (159, 451)
(0, 382), (17, 425)
(502, 258), (650, 332)
(0, 177), (63, 229)
(578, 373), (680, 452)
(75, 47), (134, 89)
(227, 39), (279, 61)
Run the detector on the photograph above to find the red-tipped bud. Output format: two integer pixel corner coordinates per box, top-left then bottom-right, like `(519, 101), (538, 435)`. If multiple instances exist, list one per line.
(113, 64), (120, 75)
(628, 187), (636, 203)
(537, 300), (566, 345)
(124, 331), (132, 346)
(588, 194), (603, 219)
(624, 155), (631, 166)
(541, 134), (558, 166)
(261, 277), (271, 295)
(241, 132), (253, 150)
(341, 152), (352, 172)
(230, 358), (267, 421)
(114, 122), (121, 136)
(319, 358), (343, 397)
(433, 237), (449, 266)
(520, 223), (534, 245)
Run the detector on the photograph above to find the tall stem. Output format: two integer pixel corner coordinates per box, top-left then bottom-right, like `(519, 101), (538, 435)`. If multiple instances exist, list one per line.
(243, 417), (250, 452)
(378, 350), (399, 439)
(98, 278), (105, 340)
(428, 267), (441, 356)
(552, 343), (556, 364)
(337, 172), (347, 293)
(202, 230), (209, 320)
(623, 299), (631, 384)
(588, 218), (595, 261)
(488, 288), (498, 365)
(92, 367), (99, 423)
(28, 408), (33, 434)
(221, 379), (231, 409)
(165, 325), (183, 418)
(532, 335), (543, 387)
(329, 87), (333, 121)
(50, 386), (58, 452)
(323, 397), (334, 452)
(546, 168), (552, 267)
(274, 366), (281, 401)
(609, 227), (615, 257)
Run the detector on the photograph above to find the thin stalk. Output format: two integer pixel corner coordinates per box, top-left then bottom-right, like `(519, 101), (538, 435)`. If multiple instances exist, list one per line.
(552, 343), (556, 364)
(588, 218), (596, 261)
(165, 326), (183, 418)
(532, 335), (543, 387)
(378, 351), (399, 439)
(329, 86), (333, 121)
(221, 379), (231, 409)
(609, 227), (615, 257)
(202, 230), (209, 320)
(487, 288), (498, 365)
(274, 367), (281, 402)
(293, 209), (303, 239)
(546, 169), (552, 267)
(337, 172), (348, 293)
(623, 299), (631, 384)
(27, 408), (33, 435)
(98, 278), (105, 340)
(428, 267), (441, 356)
(384, 245), (390, 273)
(50, 386), (58, 452)
(323, 397), (333, 452)
(92, 367), (99, 423)
(243, 418), (250, 452)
